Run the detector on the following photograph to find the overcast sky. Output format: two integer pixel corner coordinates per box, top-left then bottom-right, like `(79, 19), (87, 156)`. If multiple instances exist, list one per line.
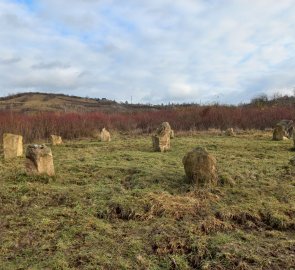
(1, 0), (295, 104)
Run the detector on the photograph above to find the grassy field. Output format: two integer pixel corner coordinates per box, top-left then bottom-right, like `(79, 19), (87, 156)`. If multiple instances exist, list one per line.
(1, 132), (295, 269)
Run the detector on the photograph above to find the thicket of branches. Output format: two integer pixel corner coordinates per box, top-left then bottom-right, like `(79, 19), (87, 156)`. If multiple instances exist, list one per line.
(0, 105), (294, 142)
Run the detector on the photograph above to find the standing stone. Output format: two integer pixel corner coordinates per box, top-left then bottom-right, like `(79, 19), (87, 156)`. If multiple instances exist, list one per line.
(225, 128), (235, 136)
(277, 120), (293, 131)
(273, 120), (294, 140)
(100, 128), (111, 142)
(25, 144), (55, 176)
(50, 135), (63, 145)
(152, 134), (171, 152)
(91, 129), (100, 139)
(273, 124), (288, 141)
(288, 125), (294, 139)
(182, 147), (217, 187)
(152, 122), (172, 152)
(3, 133), (23, 159)
(157, 122), (172, 136)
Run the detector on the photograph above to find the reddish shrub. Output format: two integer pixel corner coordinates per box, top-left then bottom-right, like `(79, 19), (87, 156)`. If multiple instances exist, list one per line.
(0, 105), (294, 142)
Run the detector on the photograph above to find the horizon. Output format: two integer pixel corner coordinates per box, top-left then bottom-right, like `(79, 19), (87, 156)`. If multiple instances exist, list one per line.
(1, 90), (294, 107)
(1, 0), (295, 104)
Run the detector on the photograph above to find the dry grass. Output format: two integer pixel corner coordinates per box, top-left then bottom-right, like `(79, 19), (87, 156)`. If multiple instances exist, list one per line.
(0, 131), (295, 269)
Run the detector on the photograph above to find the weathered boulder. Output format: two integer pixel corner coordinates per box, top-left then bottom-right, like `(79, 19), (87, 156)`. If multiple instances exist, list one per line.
(25, 144), (55, 176)
(152, 122), (172, 152)
(277, 120), (293, 131)
(91, 129), (100, 139)
(50, 135), (63, 145)
(225, 128), (235, 136)
(273, 124), (288, 141)
(182, 147), (217, 187)
(3, 133), (23, 159)
(156, 122), (172, 136)
(100, 128), (111, 142)
(273, 120), (294, 140)
(288, 125), (294, 139)
(152, 134), (171, 152)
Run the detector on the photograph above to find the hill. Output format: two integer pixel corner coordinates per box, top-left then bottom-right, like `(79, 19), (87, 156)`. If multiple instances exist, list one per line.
(0, 92), (156, 113)
(2, 92), (295, 114)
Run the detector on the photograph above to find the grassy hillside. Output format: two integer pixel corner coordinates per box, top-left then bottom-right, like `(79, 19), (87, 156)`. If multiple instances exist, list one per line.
(0, 92), (153, 113)
(1, 92), (295, 114)
(1, 132), (295, 269)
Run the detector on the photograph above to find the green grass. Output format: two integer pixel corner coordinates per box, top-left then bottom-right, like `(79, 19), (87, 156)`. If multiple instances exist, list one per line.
(1, 132), (295, 269)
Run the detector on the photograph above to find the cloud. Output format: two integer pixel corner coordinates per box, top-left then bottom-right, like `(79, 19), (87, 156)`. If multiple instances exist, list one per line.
(169, 82), (193, 97)
(0, 0), (295, 104)
(0, 57), (21, 64)
(31, 61), (71, 69)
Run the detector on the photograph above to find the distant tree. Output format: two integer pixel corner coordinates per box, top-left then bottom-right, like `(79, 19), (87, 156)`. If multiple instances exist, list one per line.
(271, 92), (282, 101)
(250, 94), (268, 106)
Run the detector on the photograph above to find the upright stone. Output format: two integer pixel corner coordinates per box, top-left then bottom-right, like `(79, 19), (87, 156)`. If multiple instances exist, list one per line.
(288, 126), (294, 139)
(277, 120), (293, 131)
(91, 129), (100, 139)
(50, 135), (63, 145)
(182, 147), (217, 187)
(225, 128), (235, 136)
(273, 124), (288, 141)
(25, 144), (55, 176)
(3, 133), (23, 159)
(272, 120), (294, 140)
(152, 122), (171, 152)
(157, 122), (172, 136)
(152, 134), (171, 152)
(100, 128), (111, 142)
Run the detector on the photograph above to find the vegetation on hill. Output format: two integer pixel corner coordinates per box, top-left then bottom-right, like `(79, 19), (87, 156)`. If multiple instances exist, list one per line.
(0, 92), (156, 113)
(1, 132), (295, 269)
(1, 91), (295, 114)
(249, 93), (295, 107)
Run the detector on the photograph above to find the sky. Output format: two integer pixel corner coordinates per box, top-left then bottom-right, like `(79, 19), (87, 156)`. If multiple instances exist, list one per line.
(1, 0), (295, 104)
